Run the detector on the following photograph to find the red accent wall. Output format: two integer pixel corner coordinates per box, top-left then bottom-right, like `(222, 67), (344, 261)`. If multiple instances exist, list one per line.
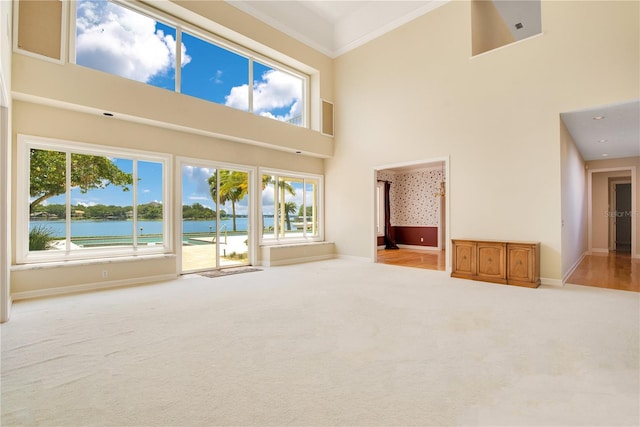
(392, 226), (438, 247)
(377, 236), (385, 246)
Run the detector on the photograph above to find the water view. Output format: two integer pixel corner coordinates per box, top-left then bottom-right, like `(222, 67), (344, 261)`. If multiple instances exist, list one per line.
(30, 218), (270, 246)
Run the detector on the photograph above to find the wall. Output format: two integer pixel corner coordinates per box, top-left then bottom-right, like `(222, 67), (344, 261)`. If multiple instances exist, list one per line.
(0, 0), (12, 321)
(560, 119), (587, 280)
(376, 168), (443, 247)
(9, 0), (332, 298)
(471, 0), (514, 56)
(587, 156), (640, 258)
(327, 1), (639, 282)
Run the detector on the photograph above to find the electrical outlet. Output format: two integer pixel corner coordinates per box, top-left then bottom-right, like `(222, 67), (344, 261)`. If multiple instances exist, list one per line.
(102, 270), (108, 279)
(420, 237), (424, 242)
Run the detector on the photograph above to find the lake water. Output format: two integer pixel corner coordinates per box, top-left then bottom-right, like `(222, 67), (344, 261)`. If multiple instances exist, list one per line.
(30, 218), (273, 238)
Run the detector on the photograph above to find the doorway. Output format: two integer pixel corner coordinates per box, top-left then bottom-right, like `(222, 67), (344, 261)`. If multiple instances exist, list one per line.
(373, 158), (449, 272)
(180, 161), (252, 273)
(572, 166), (639, 291)
(613, 182), (632, 253)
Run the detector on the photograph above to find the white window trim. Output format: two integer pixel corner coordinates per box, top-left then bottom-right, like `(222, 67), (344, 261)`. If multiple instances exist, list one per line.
(259, 168), (324, 245)
(17, 134), (173, 265)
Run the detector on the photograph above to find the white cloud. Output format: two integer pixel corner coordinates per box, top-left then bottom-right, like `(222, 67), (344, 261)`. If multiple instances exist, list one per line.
(142, 189), (151, 193)
(211, 70), (224, 84)
(74, 200), (97, 207)
(225, 69), (302, 121)
(76, 0), (190, 84)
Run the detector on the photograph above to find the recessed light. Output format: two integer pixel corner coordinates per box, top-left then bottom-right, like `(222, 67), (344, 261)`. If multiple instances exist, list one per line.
(103, 112), (114, 117)
(593, 115), (605, 120)
(602, 154), (609, 157)
(295, 151), (302, 154)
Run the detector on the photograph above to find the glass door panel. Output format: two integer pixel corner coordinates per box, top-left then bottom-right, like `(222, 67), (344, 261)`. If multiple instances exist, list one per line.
(181, 164), (250, 272)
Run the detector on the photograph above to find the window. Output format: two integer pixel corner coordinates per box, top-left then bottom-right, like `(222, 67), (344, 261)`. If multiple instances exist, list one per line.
(17, 136), (171, 263)
(73, 0), (307, 127)
(75, 0), (178, 91)
(261, 170), (322, 243)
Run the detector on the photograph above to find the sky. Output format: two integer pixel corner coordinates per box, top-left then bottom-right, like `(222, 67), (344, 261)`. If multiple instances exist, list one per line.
(52, 0), (306, 214)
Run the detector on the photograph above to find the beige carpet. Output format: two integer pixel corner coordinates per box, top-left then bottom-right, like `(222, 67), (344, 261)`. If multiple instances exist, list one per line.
(1, 259), (639, 426)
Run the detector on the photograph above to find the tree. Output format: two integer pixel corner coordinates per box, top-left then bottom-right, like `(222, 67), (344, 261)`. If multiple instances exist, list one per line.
(262, 175), (296, 237)
(29, 150), (133, 213)
(282, 201), (297, 231)
(209, 170), (248, 232)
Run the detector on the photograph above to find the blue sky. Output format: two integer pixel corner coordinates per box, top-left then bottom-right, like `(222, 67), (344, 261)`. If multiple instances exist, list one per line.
(60, 0), (305, 213)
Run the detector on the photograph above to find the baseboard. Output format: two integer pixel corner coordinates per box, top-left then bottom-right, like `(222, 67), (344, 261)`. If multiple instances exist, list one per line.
(590, 248), (609, 254)
(265, 254), (335, 267)
(336, 254), (371, 263)
(562, 252), (587, 285)
(397, 244), (441, 251)
(11, 273), (178, 301)
(540, 277), (563, 287)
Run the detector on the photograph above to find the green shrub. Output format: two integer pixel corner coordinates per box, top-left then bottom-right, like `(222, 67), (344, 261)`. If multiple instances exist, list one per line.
(29, 225), (55, 251)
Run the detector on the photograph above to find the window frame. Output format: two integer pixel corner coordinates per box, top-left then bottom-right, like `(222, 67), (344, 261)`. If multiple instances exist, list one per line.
(259, 168), (323, 245)
(16, 134), (172, 264)
(69, 0), (309, 128)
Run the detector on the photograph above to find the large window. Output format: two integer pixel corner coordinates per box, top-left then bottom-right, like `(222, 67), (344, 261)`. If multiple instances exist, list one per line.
(17, 136), (171, 263)
(73, 0), (307, 127)
(261, 170), (322, 243)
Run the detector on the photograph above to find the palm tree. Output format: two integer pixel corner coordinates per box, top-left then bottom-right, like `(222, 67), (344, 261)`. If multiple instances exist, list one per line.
(282, 201), (297, 231)
(262, 175), (296, 237)
(208, 170), (248, 232)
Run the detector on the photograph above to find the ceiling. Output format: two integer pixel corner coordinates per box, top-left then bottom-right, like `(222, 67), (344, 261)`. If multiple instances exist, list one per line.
(561, 100), (640, 162)
(226, 1), (639, 162)
(226, 0), (447, 58)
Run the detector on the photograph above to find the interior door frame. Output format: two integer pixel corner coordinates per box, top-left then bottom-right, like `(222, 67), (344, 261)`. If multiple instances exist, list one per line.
(588, 166), (637, 258)
(176, 157), (257, 273)
(372, 156), (451, 272)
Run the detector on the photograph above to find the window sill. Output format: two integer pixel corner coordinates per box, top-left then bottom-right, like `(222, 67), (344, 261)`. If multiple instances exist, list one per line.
(11, 253), (176, 271)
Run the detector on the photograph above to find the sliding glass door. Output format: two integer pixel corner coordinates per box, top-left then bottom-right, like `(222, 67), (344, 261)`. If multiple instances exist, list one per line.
(181, 162), (251, 273)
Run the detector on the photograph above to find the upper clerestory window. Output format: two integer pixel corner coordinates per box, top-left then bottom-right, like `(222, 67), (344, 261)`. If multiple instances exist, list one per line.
(73, 0), (307, 127)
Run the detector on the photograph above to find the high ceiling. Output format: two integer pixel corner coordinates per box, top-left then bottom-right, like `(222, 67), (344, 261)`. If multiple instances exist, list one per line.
(226, 1), (639, 162)
(226, 0), (447, 58)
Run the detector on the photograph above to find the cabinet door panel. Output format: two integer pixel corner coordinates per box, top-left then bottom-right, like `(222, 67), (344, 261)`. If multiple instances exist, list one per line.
(454, 242), (475, 275)
(477, 244), (506, 280)
(508, 247), (532, 281)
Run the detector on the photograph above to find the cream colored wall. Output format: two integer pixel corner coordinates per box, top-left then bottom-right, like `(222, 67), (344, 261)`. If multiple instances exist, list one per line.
(587, 157), (640, 258)
(471, 0), (515, 56)
(560, 119), (587, 279)
(1, 0), (12, 321)
(328, 1), (639, 282)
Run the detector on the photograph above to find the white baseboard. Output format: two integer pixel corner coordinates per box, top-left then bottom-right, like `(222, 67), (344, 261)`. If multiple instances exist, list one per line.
(541, 277), (563, 287)
(264, 254), (335, 267)
(562, 252), (587, 285)
(397, 244), (441, 251)
(590, 248), (609, 254)
(336, 254), (371, 263)
(11, 273), (178, 301)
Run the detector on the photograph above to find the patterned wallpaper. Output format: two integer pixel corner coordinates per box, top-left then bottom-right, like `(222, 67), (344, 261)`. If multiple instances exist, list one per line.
(377, 167), (444, 227)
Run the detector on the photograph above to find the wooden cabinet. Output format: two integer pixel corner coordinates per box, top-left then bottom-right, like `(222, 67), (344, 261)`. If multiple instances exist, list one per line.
(451, 239), (540, 288)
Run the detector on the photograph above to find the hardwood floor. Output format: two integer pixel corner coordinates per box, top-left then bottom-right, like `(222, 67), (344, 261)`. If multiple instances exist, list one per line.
(566, 252), (639, 292)
(378, 249), (639, 292)
(377, 248), (446, 271)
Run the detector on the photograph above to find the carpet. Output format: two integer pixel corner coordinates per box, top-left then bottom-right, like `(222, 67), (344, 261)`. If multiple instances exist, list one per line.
(197, 266), (262, 278)
(1, 259), (638, 426)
